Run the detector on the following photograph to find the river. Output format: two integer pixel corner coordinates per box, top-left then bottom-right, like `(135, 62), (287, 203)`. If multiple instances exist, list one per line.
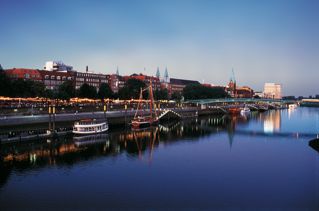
(0, 107), (318, 210)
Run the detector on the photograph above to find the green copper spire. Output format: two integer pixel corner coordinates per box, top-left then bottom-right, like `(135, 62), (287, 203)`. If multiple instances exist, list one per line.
(116, 66), (119, 76)
(164, 67), (168, 78)
(156, 67), (160, 77)
(230, 67), (235, 83)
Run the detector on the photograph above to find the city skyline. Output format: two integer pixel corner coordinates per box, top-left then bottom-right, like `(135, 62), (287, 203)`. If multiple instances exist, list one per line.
(1, 0), (318, 96)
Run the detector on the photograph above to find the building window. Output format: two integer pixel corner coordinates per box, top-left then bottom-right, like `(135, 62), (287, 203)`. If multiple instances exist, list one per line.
(51, 81), (55, 85)
(45, 80), (50, 84)
(36, 75), (40, 78)
(46, 86), (50, 89)
(45, 75), (49, 79)
(51, 75), (55, 79)
(62, 76), (66, 80)
(57, 76), (61, 80)
(25, 73), (30, 78)
(31, 74), (35, 78)
(51, 86), (55, 90)
(68, 77), (71, 80)
(57, 81), (61, 85)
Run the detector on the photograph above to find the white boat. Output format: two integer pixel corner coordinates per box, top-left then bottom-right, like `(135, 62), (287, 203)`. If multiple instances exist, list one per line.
(240, 107), (250, 114)
(73, 119), (108, 135)
(289, 104), (297, 109)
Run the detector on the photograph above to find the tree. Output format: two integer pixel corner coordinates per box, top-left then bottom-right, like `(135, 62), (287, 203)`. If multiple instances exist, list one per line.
(11, 78), (27, 97)
(182, 84), (230, 100)
(182, 84), (203, 100)
(98, 83), (113, 102)
(118, 78), (148, 100)
(58, 80), (76, 100)
(154, 88), (169, 101)
(78, 83), (97, 99)
(171, 90), (181, 101)
(0, 68), (11, 97)
(31, 80), (46, 98)
(45, 89), (57, 100)
(118, 86), (131, 100)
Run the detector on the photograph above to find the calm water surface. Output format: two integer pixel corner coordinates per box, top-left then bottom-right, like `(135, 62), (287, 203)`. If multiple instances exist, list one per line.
(1, 107), (319, 211)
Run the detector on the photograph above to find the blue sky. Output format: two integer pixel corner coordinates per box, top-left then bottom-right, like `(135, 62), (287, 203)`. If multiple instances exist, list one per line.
(1, 0), (318, 96)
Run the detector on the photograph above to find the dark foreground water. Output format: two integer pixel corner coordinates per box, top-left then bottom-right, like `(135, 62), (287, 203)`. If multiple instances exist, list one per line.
(1, 107), (318, 211)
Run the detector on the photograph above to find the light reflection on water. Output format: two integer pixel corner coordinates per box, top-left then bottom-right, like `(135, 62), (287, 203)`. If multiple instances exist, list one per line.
(0, 107), (319, 210)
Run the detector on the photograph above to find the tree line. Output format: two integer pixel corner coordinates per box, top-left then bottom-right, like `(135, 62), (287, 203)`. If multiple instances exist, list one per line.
(0, 69), (230, 102)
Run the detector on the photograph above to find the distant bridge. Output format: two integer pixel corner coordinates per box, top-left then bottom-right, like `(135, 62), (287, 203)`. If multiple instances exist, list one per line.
(185, 98), (295, 104)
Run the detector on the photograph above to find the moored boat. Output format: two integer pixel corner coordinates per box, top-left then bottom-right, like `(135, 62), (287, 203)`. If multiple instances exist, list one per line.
(229, 108), (242, 114)
(289, 104), (297, 109)
(259, 105), (268, 112)
(240, 107), (250, 114)
(73, 119), (108, 135)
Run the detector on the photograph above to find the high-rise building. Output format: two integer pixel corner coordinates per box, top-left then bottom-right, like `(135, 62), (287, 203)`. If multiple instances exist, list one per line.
(264, 83), (282, 99)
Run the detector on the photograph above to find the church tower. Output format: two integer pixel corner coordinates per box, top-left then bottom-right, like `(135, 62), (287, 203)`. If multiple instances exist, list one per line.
(228, 67), (236, 93)
(164, 67), (169, 78)
(116, 66), (119, 76)
(156, 67), (160, 77)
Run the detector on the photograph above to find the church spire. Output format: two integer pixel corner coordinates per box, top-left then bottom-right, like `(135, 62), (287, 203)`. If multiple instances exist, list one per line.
(156, 67), (160, 77)
(164, 67), (169, 78)
(116, 66), (119, 76)
(230, 67), (236, 83)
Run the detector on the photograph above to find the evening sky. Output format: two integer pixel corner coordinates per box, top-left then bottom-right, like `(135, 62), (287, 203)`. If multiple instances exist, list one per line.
(0, 0), (318, 96)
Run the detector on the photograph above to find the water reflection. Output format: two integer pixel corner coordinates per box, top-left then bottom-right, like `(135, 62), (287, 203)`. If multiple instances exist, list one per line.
(1, 109), (319, 210)
(263, 110), (281, 134)
(0, 111), (318, 189)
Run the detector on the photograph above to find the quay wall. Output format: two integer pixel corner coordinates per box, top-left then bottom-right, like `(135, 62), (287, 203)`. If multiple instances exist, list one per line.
(0, 107), (223, 128)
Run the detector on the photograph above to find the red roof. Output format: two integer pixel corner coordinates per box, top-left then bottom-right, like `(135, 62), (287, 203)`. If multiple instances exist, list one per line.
(4, 68), (42, 80)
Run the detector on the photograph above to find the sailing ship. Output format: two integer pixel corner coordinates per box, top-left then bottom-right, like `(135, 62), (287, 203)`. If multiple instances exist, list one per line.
(131, 81), (159, 127)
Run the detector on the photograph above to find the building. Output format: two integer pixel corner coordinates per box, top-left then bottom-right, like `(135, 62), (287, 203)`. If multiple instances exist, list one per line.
(108, 74), (126, 93)
(236, 86), (254, 98)
(44, 61), (74, 71)
(74, 66), (109, 91)
(4, 68), (42, 81)
(38, 70), (72, 90)
(158, 67), (200, 97)
(264, 83), (282, 99)
(130, 73), (161, 91)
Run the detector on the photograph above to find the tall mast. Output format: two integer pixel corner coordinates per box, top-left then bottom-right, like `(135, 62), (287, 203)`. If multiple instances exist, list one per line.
(140, 87), (143, 117)
(150, 79), (153, 119)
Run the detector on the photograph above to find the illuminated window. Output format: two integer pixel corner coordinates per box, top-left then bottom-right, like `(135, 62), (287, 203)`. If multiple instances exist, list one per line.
(51, 75), (55, 79)
(45, 75), (49, 79)
(57, 76), (61, 80)
(62, 76), (66, 80)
